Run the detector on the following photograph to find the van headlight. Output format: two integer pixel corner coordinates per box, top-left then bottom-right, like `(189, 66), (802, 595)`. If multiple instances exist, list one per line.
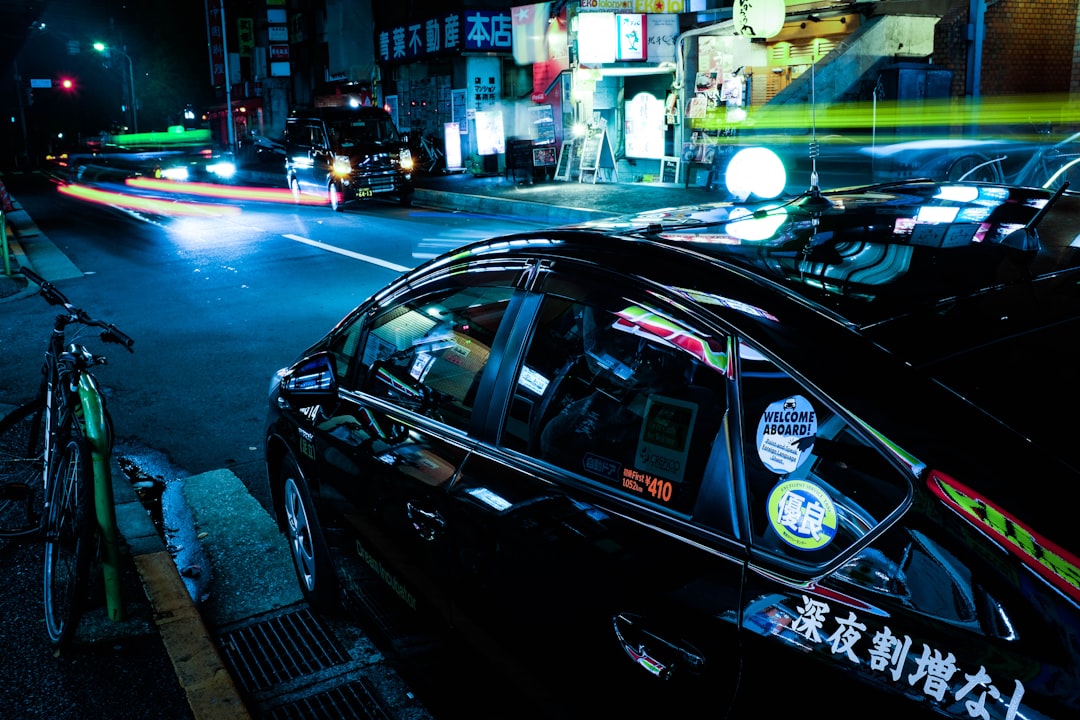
(207, 160), (236, 179)
(332, 155), (352, 177)
(399, 148), (414, 171)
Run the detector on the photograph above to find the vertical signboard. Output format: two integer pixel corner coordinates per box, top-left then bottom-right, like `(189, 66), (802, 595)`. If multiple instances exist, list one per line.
(206, 0), (226, 87)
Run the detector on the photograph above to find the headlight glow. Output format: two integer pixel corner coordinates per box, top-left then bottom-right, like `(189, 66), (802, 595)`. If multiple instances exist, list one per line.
(160, 166), (190, 181)
(207, 161), (236, 179)
(399, 148), (414, 171)
(332, 156), (352, 177)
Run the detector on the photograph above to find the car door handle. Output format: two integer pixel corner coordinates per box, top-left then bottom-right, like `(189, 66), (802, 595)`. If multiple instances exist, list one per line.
(612, 612), (706, 681)
(406, 501), (445, 542)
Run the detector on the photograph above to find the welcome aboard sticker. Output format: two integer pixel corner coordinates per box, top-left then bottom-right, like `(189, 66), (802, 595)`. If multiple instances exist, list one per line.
(756, 394), (817, 473)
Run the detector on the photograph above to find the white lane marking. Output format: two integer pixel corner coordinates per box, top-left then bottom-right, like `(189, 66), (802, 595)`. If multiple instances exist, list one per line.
(283, 233), (410, 273)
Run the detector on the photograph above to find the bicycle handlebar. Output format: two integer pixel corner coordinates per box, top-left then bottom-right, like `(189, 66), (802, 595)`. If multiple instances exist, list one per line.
(20, 267), (135, 352)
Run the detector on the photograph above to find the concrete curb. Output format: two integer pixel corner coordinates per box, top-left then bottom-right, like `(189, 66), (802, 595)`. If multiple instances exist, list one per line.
(114, 460), (254, 719)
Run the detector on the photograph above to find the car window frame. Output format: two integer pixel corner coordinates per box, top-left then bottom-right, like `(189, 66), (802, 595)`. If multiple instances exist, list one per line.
(484, 260), (743, 539)
(336, 259), (535, 437)
(728, 335), (916, 578)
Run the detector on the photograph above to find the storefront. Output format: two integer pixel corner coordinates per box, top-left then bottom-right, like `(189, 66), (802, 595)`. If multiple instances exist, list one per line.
(565, 4), (682, 182)
(375, 7), (569, 175)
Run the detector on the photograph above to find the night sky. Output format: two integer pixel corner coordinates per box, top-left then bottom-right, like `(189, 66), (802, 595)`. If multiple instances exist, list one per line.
(2, 0), (216, 161)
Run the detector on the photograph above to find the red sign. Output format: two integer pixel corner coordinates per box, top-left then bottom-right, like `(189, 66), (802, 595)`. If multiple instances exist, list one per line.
(270, 44), (290, 60)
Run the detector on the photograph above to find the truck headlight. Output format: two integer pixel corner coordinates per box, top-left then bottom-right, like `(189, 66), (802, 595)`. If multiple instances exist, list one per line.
(399, 148), (414, 172)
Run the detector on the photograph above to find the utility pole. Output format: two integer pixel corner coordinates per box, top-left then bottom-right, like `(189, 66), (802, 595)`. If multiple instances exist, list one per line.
(221, 5), (235, 153)
(12, 61), (30, 169)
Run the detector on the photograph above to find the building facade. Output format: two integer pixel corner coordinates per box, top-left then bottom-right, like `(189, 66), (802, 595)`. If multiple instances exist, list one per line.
(207, 0), (1080, 183)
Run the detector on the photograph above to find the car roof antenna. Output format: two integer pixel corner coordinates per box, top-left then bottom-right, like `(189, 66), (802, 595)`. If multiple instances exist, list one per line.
(801, 59), (834, 212)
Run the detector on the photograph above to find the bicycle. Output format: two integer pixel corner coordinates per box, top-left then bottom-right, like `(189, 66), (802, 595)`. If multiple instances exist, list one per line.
(414, 133), (446, 174)
(0, 266), (134, 647)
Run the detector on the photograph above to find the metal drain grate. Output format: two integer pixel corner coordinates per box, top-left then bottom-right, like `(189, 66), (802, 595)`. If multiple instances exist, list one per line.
(265, 679), (393, 720)
(218, 605), (350, 695)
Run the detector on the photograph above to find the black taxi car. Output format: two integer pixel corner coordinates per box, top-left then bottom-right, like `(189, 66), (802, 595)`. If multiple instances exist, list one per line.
(265, 179), (1080, 719)
(283, 105), (414, 210)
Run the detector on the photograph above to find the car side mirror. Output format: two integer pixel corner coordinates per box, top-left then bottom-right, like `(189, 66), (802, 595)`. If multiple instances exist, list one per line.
(280, 352), (338, 406)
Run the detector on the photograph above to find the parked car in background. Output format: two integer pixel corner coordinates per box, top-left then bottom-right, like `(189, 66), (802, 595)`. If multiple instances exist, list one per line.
(283, 105), (414, 210)
(265, 179), (1080, 719)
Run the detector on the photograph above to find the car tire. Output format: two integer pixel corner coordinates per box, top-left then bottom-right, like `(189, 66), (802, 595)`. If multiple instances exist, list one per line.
(278, 457), (340, 613)
(289, 176), (302, 203)
(946, 154), (1003, 183)
(328, 182), (343, 212)
(400, 192), (414, 207)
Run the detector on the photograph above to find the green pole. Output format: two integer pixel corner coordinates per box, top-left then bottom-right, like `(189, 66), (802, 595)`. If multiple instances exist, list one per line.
(2, 209), (10, 277)
(79, 376), (125, 621)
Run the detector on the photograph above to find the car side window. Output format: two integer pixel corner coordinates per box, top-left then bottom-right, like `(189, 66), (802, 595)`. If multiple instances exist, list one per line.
(286, 121), (309, 150)
(503, 294), (730, 518)
(356, 279), (517, 433)
(323, 312), (366, 379)
(308, 123), (327, 149)
(737, 341), (909, 564)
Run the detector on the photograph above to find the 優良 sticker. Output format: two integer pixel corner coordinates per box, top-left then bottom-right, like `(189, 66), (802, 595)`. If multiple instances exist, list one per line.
(756, 395), (817, 473)
(768, 479), (838, 550)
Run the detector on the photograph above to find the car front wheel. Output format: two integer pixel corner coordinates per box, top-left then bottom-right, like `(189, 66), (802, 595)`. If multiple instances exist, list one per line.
(328, 182), (343, 211)
(279, 458), (340, 612)
(289, 176), (302, 203)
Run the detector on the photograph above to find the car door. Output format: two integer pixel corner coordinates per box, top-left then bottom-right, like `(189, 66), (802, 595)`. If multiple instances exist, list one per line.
(442, 269), (748, 717)
(310, 262), (527, 621)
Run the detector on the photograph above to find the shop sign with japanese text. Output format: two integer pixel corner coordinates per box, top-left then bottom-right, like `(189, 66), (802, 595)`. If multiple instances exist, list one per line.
(377, 11), (513, 65)
(579, 0), (685, 12)
(463, 10), (513, 52)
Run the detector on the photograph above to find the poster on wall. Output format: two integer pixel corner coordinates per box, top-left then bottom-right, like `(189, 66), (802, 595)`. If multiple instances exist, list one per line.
(616, 14), (647, 61)
(647, 14), (678, 64)
(531, 104), (556, 144)
(452, 89), (468, 135)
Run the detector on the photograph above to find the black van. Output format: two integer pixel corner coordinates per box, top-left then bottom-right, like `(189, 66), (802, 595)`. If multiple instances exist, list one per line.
(283, 106), (414, 210)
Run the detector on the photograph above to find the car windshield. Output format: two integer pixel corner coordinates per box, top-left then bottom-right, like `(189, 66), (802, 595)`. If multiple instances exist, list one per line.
(328, 117), (400, 148)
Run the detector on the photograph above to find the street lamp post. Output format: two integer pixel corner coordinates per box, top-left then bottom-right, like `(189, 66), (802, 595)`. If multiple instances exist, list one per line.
(93, 42), (137, 134)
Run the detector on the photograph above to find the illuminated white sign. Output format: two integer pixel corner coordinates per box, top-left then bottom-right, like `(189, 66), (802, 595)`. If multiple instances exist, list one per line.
(616, 14), (646, 61)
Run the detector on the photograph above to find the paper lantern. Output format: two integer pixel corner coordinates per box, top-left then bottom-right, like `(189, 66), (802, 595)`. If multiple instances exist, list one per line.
(735, 0), (786, 39)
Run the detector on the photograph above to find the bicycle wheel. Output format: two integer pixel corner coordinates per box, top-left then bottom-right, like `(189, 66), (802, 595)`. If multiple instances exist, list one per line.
(43, 432), (93, 648)
(0, 400), (46, 537)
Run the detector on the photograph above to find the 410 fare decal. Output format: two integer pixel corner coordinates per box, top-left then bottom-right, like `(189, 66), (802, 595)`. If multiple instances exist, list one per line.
(622, 467), (674, 503)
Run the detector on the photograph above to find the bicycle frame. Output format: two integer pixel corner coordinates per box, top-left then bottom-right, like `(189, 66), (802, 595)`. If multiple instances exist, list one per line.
(25, 267), (133, 624)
